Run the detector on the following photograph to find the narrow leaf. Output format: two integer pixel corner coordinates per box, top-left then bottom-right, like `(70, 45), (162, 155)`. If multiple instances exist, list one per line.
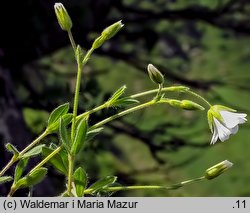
(73, 167), (87, 197)
(0, 176), (13, 184)
(42, 147), (68, 175)
(5, 143), (19, 156)
(14, 158), (29, 183)
(88, 176), (117, 194)
(71, 118), (88, 155)
(111, 97), (139, 107)
(59, 118), (71, 152)
(107, 85), (126, 107)
(21, 145), (45, 159)
(47, 103), (69, 130)
(86, 127), (104, 142)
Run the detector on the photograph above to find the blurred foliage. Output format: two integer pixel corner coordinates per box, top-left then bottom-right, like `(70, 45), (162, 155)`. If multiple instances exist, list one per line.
(11, 0), (250, 196)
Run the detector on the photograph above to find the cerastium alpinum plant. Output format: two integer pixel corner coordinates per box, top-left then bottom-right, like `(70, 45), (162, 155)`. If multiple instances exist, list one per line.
(0, 3), (247, 197)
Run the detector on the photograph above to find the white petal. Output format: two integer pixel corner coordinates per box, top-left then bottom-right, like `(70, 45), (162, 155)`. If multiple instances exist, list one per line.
(213, 118), (231, 142)
(220, 111), (247, 128)
(210, 126), (219, 145)
(230, 125), (239, 135)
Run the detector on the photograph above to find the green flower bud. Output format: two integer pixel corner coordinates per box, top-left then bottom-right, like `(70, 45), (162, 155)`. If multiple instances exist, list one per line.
(92, 36), (106, 50)
(205, 160), (233, 180)
(181, 100), (205, 111)
(147, 64), (164, 85)
(168, 99), (182, 108)
(54, 3), (72, 31)
(92, 21), (124, 50)
(101, 20), (124, 40)
(168, 99), (204, 111)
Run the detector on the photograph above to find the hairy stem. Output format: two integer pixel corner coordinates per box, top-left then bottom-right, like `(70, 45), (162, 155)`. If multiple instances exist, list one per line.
(67, 154), (74, 195)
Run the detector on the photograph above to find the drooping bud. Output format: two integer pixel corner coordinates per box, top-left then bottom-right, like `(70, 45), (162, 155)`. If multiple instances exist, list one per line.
(92, 20), (124, 50)
(147, 64), (164, 85)
(54, 3), (72, 31)
(205, 160), (233, 180)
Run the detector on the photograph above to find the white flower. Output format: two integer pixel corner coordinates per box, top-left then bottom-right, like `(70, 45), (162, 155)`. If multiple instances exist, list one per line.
(207, 105), (247, 145)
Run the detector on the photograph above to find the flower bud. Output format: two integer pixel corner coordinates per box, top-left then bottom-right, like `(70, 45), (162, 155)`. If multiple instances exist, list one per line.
(181, 100), (204, 111)
(101, 20), (124, 40)
(92, 36), (106, 50)
(147, 64), (164, 85)
(205, 160), (233, 180)
(168, 100), (182, 108)
(54, 3), (72, 31)
(92, 21), (124, 50)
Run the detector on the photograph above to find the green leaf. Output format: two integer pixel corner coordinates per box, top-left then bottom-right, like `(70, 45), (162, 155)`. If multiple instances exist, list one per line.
(21, 145), (45, 159)
(42, 147), (68, 175)
(5, 143), (19, 156)
(15, 168), (47, 188)
(88, 176), (117, 194)
(14, 158), (29, 183)
(59, 118), (71, 152)
(0, 176), (13, 184)
(47, 103), (69, 131)
(73, 167), (87, 197)
(111, 97), (139, 107)
(107, 85), (126, 107)
(71, 118), (88, 155)
(86, 127), (104, 142)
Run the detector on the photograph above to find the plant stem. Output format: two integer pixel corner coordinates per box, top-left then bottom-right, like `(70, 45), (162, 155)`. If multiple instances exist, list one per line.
(155, 83), (163, 100)
(186, 90), (211, 108)
(76, 103), (107, 121)
(89, 100), (156, 130)
(68, 30), (76, 51)
(67, 154), (74, 195)
(71, 61), (83, 140)
(29, 146), (62, 174)
(0, 156), (16, 177)
(84, 176), (205, 194)
(130, 86), (188, 98)
(7, 187), (16, 197)
(19, 130), (49, 156)
(0, 130), (49, 177)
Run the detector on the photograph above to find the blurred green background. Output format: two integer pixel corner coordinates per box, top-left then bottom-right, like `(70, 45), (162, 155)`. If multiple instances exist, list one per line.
(1, 0), (250, 196)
